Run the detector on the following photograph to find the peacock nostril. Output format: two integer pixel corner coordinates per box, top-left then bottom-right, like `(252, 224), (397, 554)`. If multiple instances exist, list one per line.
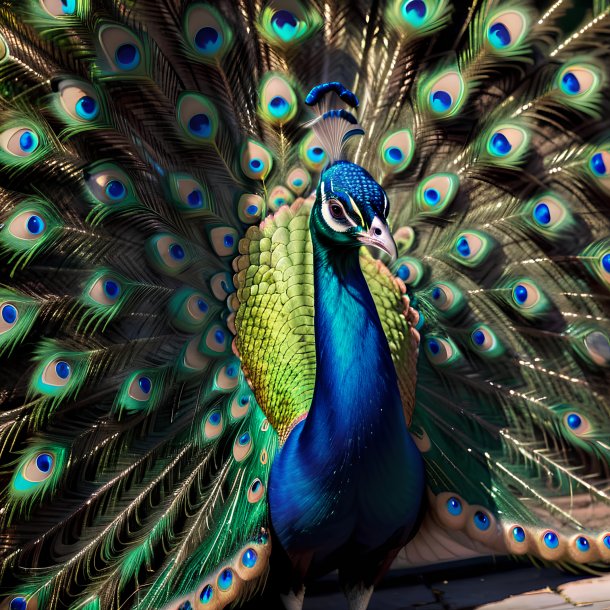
(374, 227), (382, 236)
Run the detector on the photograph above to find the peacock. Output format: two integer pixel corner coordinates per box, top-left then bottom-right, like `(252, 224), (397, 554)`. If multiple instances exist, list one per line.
(1, 0), (610, 609)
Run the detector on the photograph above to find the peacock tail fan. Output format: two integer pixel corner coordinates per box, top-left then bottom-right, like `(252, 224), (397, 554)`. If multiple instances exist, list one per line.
(0, 1), (608, 609)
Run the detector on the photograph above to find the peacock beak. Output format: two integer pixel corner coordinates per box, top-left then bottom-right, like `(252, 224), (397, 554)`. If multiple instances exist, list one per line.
(357, 216), (397, 262)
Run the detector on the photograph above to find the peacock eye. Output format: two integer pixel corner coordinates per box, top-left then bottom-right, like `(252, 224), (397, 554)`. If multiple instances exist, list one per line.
(329, 201), (345, 219)
(0, 126), (40, 157)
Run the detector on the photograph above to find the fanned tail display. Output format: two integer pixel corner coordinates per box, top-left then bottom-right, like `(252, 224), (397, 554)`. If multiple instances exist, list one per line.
(0, 1), (609, 609)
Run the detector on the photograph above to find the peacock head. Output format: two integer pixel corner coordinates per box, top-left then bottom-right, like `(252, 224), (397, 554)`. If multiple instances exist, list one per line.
(310, 160), (397, 260)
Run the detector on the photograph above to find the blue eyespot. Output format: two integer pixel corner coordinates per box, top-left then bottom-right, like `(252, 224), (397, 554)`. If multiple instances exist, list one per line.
(55, 360), (71, 379)
(431, 287), (441, 300)
(271, 10), (298, 42)
(223, 234), (234, 248)
(115, 43), (140, 70)
(226, 365), (237, 377)
(490, 132), (511, 156)
(209, 410), (221, 425)
(576, 536), (589, 552)
(75, 95), (99, 120)
(103, 279), (120, 300)
(1, 303), (17, 324)
(199, 584), (213, 604)
(385, 147), (404, 163)
(195, 27), (222, 54)
(397, 264), (410, 281)
(446, 496), (462, 516)
(427, 338), (440, 355)
(105, 180), (126, 201)
(26, 213), (45, 236)
(590, 152), (607, 176)
(512, 526), (526, 543)
(603, 253), (610, 273)
(430, 90), (452, 113)
(138, 376), (151, 394)
(566, 412), (582, 430)
(561, 72), (580, 95)
(473, 511), (490, 531)
(604, 534), (610, 549)
(488, 22), (511, 48)
(217, 568), (233, 591)
(9, 597), (27, 610)
(36, 452), (53, 473)
(424, 188), (440, 205)
(251, 479), (261, 493)
(19, 130), (39, 154)
(242, 548), (258, 568)
(169, 243), (185, 260)
(307, 147), (325, 163)
(246, 204), (259, 215)
(214, 329), (225, 344)
(455, 236), (471, 257)
(269, 96), (289, 118)
(61, 0), (76, 14)
(402, 0), (426, 24)
(472, 330), (486, 346)
(188, 113), (211, 138)
(512, 284), (528, 305)
(238, 432), (250, 445)
(249, 158), (263, 171)
(197, 299), (208, 313)
(543, 530), (559, 549)
(293, 178), (303, 187)
(177, 601), (193, 610)
(240, 396), (250, 406)
(533, 202), (551, 226)
(187, 189), (203, 208)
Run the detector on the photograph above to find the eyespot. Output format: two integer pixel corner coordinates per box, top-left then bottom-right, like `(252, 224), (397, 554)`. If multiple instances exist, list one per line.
(7, 211), (47, 241)
(286, 167), (311, 195)
(22, 452), (55, 483)
(241, 548), (258, 569)
(57, 81), (100, 122)
(209, 272), (234, 301)
(215, 362), (240, 391)
(486, 125), (529, 163)
(237, 193), (265, 224)
(558, 65), (599, 97)
(416, 173), (459, 214)
(425, 71), (465, 118)
(589, 150), (610, 191)
(41, 359), (72, 387)
(0, 302), (18, 333)
(486, 10), (528, 51)
(184, 4), (231, 60)
(85, 165), (134, 205)
(0, 126), (41, 157)
(88, 275), (121, 306)
(446, 496), (463, 516)
(435, 492), (467, 528)
(379, 129), (414, 173)
(564, 411), (591, 436)
(146, 235), (191, 275)
(97, 25), (143, 72)
(247, 478), (265, 503)
(177, 92), (218, 142)
(204, 409), (224, 440)
(241, 139), (273, 180)
(128, 374), (152, 401)
(300, 133), (327, 172)
(203, 324), (230, 354)
(394, 225), (415, 252)
(425, 336), (457, 365)
(543, 530), (559, 549)
(428, 282), (462, 314)
(268, 185), (294, 212)
(168, 174), (208, 211)
(200, 584), (214, 604)
(209, 226), (238, 257)
(511, 281), (541, 309)
(452, 231), (492, 266)
(393, 257), (424, 287)
(473, 510), (491, 531)
(528, 195), (570, 233)
(259, 74), (298, 125)
(40, 0), (76, 16)
(259, 1), (321, 47)
(583, 330), (610, 366)
(233, 430), (253, 461)
(231, 393), (250, 419)
(7, 596), (29, 610)
(512, 526), (526, 543)
(470, 325), (501, 355)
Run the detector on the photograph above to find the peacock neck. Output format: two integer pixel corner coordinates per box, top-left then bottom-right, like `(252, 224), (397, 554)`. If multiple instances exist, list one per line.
(301, 230), (407, 446)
